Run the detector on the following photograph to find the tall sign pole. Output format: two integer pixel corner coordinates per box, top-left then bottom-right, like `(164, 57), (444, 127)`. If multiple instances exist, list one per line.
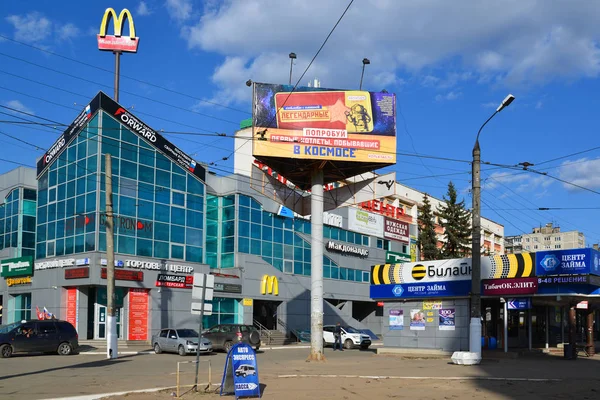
(105, 154), (117, 359)
(97, 8), (139, 358)
(309, 167), (325, 361)
(97, 8), (140, 101)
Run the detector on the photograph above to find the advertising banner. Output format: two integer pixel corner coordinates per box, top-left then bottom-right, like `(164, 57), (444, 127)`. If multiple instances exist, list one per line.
(128, 288), (149, 341)
(482, 277), (538, 296)
(389, 309), (404, 330)
(221, 342), (261, 398)
(384, 218), (409, 243)
(65, 288), (78, 330)
(155, 274), (193, 289)
(348, 208), (383, 237)
(410, 309), (425, 330)
(439, 308), (456, 331)
(536, 248), (600, 276)
(386, 251), (411, 264)
(371, 253), (536, 285)
(423, 301), (442, 310)
(410, 237), (417, 262)
(1, 256), (33, 278)
(370, 280), (471, 299)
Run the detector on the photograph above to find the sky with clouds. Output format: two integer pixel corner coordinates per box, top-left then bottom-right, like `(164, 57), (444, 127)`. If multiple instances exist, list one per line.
(2, 0), (600, 243)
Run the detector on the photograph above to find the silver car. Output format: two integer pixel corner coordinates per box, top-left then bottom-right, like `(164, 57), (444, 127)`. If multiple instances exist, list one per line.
(152, 328), (212, 356)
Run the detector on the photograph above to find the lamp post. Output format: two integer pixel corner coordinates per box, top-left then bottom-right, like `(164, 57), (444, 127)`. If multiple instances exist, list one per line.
(289, 52), (297, 85)
(359, 58), (370, 90)
(470, 94), (515, 356)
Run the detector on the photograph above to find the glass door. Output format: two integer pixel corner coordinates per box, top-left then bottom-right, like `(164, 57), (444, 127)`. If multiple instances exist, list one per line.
(95, 303), (123, 339)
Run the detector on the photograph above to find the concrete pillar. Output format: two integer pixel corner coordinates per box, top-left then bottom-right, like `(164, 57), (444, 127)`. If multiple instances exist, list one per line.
(586, 310), (595, 356)
(568, 306), (577, 358)
(545, 306), (549, 350)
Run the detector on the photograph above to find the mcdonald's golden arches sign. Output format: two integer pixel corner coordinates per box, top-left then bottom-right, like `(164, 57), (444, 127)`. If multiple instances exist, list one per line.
(97, 8), (139, 52)
(260, 275), (279, 296)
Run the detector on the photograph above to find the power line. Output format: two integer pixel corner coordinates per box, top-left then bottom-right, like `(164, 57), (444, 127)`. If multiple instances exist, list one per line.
(0, 34), (250, 115)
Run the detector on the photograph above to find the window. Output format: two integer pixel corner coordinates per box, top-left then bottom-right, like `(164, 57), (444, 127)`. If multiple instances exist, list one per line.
(555, 236), (561, 241)
(534, 245), (538, 249)
(555, 244), (561, 249)
(159, 330), (168, 338)
(39, 322), (57, 334)
(284, 260), (293, 274)
(172, 191), (185, 207)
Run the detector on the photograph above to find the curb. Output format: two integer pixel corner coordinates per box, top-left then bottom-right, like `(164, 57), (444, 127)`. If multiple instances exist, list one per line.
(277, 374), (562, 382)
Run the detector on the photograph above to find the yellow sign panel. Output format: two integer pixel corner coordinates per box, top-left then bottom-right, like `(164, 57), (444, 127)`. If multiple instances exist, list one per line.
(97, 8), (139, 53)
(243, 298), (253, 306)
(426, 318), (434, 323)
(6, 276), (32, 287)
(423, 301), (442, 310)
(260, 275), (279, 296)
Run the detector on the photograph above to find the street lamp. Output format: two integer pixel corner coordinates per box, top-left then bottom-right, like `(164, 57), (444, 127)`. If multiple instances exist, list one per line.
(470, 94), (515, 357)
(289, 52), (297, 85)
(359, 58), (370, 90)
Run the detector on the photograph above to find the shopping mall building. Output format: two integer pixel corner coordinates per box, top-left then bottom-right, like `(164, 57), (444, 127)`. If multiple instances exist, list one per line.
(1, 92), (413, 340)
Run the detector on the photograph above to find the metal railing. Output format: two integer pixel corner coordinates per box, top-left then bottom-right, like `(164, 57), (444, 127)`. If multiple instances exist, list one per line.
(253, 319), (272, 345)
(175, 359), (212, 398)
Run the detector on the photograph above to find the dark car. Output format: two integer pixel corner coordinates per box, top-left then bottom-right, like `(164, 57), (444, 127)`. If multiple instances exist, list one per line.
(202, 324), (261, 352)
(0, 319), (79, 358)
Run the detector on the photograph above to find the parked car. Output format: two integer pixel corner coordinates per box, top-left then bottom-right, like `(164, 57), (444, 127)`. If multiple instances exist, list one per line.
(152, 328), (212, 356)
(323, 325), (372, 350)
(0, 319), (79, 358)
(235, 364), (257, 377)
(202, 324), (261, 352)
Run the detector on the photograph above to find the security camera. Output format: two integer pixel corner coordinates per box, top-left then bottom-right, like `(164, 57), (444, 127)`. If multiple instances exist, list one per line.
(246, 79), (253, 87)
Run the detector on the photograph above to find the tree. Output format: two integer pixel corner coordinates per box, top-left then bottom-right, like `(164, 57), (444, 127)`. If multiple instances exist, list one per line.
(417, 194), (439, 261)
(438, 181), (471, 258)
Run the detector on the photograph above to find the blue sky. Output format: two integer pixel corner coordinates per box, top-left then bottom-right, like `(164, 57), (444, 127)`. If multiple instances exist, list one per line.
(2, 1), (600, 243)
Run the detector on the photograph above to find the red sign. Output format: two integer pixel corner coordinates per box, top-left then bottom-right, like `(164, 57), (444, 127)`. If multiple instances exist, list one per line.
(156, 274), (193, 289)
(97, 8), (139, 53)
(128, 288), (149, 341)
(384, 217), (409, 243)
(101, 268), (143, 281)
(65, 267), (90, 280)
(97, 35), (139, 52)
(482, 277), (538, 296)
(360, 200), (405, 219)
(65, 288), (78, 330)
(577, 301), (589, 310)
(377, 302), (384, 307)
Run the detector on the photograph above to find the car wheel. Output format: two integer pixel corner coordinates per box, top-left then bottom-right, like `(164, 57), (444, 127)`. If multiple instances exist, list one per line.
(58, 342), (73, 356)
(0, 344), (13, 358)
(343, 339), (353, 350)
(178, 345), (186, 356)
(224, 341), (233, 353)
(154, 343), (162, 354)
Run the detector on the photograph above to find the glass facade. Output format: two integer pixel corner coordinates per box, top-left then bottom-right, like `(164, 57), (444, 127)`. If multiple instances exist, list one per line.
(206, 194), (235, 269)
(237, 194), (370, 283)
(35, 111), (205, 262)
(7, 293), (31, 323)
(0, 187), (37, 258)
(202, 297), (243, 328)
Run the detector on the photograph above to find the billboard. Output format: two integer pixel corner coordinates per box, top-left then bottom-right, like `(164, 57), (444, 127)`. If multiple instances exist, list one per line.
(383, 217), (409, 243)
(536, 248), (600, 276)
(252, 83), (396, 189)
(97, 8), (139, 53)
(371, 253), (536, 285)
(347, 208), (383, 237)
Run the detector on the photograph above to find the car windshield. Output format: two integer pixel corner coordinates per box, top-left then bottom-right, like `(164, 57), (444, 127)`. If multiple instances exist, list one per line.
(0, 322), (20, 334)
(344, 326), (361, 333)
(176, 329), (198, 338)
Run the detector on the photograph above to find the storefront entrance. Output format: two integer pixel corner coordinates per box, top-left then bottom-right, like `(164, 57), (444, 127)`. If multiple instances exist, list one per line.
(253, 300), (281, 330)
(94, 303), (123, 339)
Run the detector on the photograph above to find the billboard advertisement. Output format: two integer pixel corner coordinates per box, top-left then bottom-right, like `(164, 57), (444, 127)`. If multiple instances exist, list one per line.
(383, 217), (409, 243)
(536, 248), (600, 276)
(347, 208), (383, 237)
(370, 280), (471, 299)
(371, 253), (536, 285)
(252, 83), (396, 188)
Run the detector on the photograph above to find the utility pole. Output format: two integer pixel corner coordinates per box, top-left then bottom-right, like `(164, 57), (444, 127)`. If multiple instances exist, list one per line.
(308, 167), (325, 361)
(105, 153), (117, 359)
(114, 52), (121, 102)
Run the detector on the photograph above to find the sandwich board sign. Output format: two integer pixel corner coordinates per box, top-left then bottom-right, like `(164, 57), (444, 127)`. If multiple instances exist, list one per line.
(220, 342), (261, 398)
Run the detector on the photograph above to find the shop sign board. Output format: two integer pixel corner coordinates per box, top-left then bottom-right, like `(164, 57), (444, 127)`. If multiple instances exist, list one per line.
(482, 277), (538, 296)
(35, 258), (76, 270)
(6, 276), (32, 287)
(326, 241), (369, 257)
(221, 342), (261, 398)
(370, 280), (471, 299)
(507, 298), (531, 310)
(383, 217), (409, 243)
(1, 256), (33, 277)
(156, 274), (193, 289)
(576, 301), (588, 310)
(348, 208), (383, 237)
(536, 248), (600, 276)
(65, 267), (90, 280)
(101, 268), (143, 281)
(423, 301), (442, 310)
(386, 251), (411, 264)
(128, 289), (149, 341)
(215, 283), (243, 294)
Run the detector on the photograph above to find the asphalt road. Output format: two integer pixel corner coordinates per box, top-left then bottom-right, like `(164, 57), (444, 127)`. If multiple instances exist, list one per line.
(2, 348), (600, 400)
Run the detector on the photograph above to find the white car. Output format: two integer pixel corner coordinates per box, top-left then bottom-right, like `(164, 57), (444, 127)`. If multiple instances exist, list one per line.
(235, 364), (256, 377)
(323, 325), (371, 350)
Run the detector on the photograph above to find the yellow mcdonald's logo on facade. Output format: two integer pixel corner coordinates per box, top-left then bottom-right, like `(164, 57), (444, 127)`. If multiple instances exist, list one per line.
(260, 275), (279, 296)
(97, 8), (140, 53)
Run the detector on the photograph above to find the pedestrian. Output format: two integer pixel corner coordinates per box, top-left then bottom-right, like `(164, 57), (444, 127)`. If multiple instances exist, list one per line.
(334, 322), (343, 351)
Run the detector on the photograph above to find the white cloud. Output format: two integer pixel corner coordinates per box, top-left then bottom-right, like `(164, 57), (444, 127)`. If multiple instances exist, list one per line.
(56, 23), (79, 41)
(6, 12), (52, 43)
(484, 171), (552, 193)
(177, 0), (600, 105)
(166, 0), (193, 21)
(558, 158), (600, 190)
(435, 91), (462, 102)
(3, 100), (35, 115)
(535, 100), (543, 109)
(138, 1), (153, 16)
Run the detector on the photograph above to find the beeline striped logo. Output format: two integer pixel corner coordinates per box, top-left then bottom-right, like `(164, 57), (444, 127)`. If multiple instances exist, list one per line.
(412, 264), (426, 280)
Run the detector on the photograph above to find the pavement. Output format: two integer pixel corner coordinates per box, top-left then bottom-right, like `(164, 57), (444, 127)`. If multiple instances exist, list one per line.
(1, 346), (600, 400)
